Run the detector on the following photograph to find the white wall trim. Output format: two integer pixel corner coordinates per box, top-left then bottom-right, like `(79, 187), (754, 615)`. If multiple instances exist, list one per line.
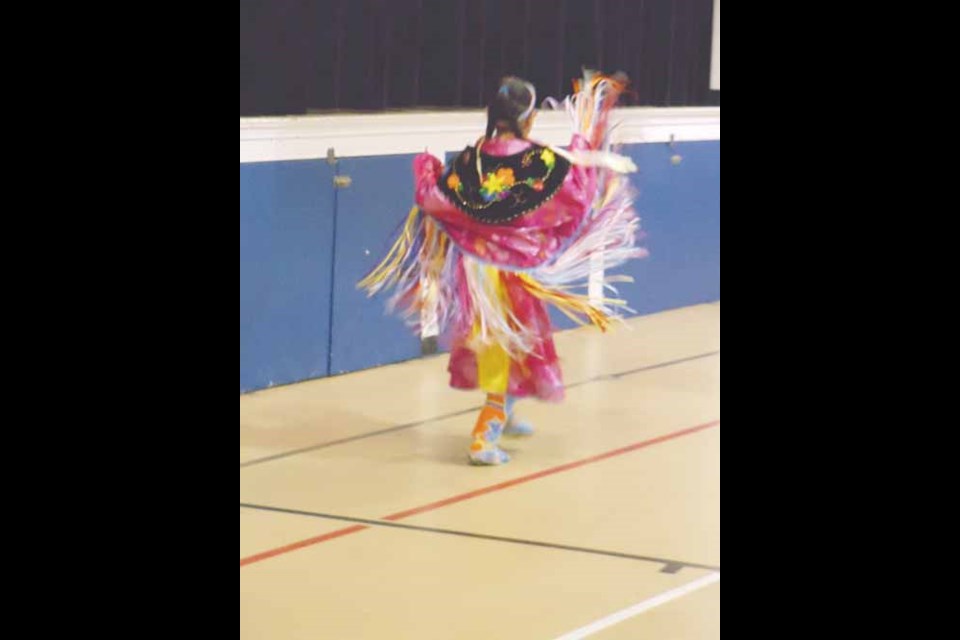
(240, 107), (721, 164)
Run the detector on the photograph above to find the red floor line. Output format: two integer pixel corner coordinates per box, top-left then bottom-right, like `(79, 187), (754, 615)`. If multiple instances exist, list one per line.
(240, 420), (720, 569)
(239, 525), (369, 568)
(383, 421), (720, 522)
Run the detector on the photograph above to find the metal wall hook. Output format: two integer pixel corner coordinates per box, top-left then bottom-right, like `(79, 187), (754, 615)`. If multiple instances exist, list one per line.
(668, 135), (683, 166)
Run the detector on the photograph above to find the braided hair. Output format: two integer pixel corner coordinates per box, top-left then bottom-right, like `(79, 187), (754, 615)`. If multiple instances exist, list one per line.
(485, 77), (537, 140)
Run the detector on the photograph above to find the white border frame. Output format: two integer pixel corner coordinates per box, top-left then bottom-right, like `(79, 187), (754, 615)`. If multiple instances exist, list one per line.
(711, 0), (721, 91)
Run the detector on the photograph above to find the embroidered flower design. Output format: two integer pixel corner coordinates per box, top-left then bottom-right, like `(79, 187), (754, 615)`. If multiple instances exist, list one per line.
(540, 148), (556, 170)
(480, 167), (517, 202)
(447, 173), (462, 192)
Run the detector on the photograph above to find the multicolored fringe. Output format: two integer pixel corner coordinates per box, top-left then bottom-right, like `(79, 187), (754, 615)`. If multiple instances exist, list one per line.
(359, 72), (647, 357)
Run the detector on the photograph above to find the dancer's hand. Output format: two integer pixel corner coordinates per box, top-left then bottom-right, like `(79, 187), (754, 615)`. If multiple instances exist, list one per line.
(607, 155), (638, 174)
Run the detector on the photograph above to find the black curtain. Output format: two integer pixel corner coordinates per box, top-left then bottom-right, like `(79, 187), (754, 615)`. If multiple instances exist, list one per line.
(240, 0), (721, 116)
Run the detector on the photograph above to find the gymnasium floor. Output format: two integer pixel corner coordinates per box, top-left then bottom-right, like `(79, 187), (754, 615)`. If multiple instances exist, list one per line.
(240, 302), (721, 639)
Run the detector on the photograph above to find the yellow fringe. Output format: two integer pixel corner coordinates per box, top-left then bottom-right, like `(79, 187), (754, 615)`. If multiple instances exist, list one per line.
(357, 206), (421, 294)
(518, 274), (628, 333)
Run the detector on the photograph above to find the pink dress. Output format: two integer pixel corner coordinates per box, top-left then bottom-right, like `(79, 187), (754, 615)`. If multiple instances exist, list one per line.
(360, 72), (645, 403)
(414, 135), (598, 402)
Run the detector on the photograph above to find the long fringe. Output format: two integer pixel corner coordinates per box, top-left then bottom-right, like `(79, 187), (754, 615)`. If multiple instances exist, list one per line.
(529, 70), (647, 321)
(544, 70), (628, 150)
(359, 71), (646, 356)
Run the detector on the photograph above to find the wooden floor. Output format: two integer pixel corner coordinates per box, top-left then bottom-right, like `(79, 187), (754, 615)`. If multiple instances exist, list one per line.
(240, 303), (721, 639)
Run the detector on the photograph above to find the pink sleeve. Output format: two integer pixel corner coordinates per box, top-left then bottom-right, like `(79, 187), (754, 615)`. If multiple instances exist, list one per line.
(413, 152), (464, 219)
(413, 153), (443, 206)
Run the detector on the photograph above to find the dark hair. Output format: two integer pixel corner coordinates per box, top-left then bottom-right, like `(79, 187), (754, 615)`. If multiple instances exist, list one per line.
(486, 77), (535, 140)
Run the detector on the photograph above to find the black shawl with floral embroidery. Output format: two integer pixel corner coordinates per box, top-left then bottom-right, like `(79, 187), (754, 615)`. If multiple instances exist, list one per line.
(438, 144), (572, 224)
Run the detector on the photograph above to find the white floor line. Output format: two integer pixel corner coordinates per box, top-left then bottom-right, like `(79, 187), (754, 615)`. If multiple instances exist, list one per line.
(553, 572), (721, 639)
